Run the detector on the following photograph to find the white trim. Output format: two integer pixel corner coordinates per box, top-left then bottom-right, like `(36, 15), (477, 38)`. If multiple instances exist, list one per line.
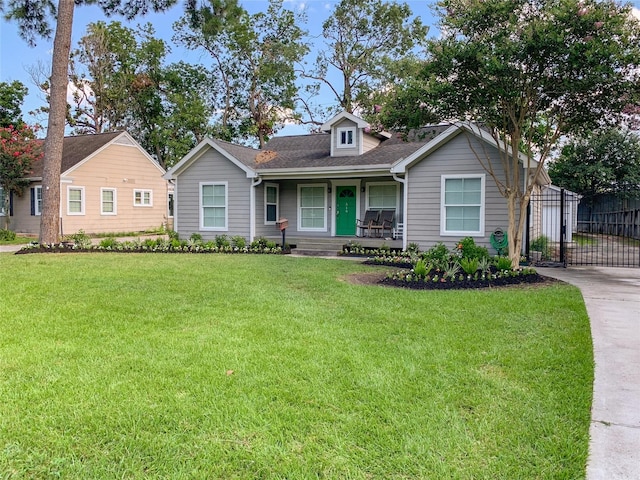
(336, 127), (356, 149)
(165, 138), (258, 180)
(330, 180), (360, 237)
(264, 183), (279, 225)
(365, 181), (400, 212)
(133, 189), (153, 207)
(199, 181), (228, 231)
(34, 185), (43, 216)
(320, 110), (370, 131)
(167, 192), (174, 218)
(173, 183), (179, 232)
(297, 183), (328, 232)
(100, 187), (117, 215)
(391, 123), (551, 185)
(67, 186), (85, 216)
(250, 177), (262, 242)
(256, 165), (391, 178)
(440, 174), (485, 237)
(0, 187), (6, 216)
(392, 172), (408, 249)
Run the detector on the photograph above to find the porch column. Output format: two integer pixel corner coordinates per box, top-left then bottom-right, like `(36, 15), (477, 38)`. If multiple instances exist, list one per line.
(393, 172), (408, 250)
(250, 176), (262, 242)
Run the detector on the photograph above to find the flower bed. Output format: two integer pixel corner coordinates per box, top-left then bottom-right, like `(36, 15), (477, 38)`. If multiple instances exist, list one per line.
(363, 257), (415, 269)
(15, 235), (285, 255)
(350, 237), (546, 290)
(380, 268), (545, 290)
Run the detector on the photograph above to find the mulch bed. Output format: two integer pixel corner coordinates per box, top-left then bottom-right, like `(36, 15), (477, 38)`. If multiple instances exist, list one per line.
(344, 271), (558, 290)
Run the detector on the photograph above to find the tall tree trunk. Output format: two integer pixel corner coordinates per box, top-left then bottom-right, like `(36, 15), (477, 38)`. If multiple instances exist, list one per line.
(507, 191), (532, 269)
(40, 0), (74, 244)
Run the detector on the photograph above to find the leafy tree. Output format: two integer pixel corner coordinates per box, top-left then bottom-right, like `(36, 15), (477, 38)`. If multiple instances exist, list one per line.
(549, 129), (640, 197)
(0, 80), (29, 128)
(299, 0), (427, 121)
(3, 0), (186, 244)
(67, 21), (139, 134)
(175, 0), (308, 148)
(379, 0), (640, 268)
(66, 21), (214, 168)
(148, 61), (215, 167)
(0, 124), (43, 229)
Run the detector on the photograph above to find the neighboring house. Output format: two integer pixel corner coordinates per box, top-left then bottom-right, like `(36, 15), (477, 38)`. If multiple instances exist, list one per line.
(164, 111), (550, 251)
(3, 131), (170, 237)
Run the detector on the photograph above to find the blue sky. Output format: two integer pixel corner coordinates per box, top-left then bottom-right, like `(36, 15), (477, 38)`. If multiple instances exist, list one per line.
(1, 0), (638, 137)
(0, 0), (437, 136)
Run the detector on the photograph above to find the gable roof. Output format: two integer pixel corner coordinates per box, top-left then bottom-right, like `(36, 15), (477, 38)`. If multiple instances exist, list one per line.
(165, 137), (259, 179)
(28, 131), (164, 178)
(164, 125), (453, 179)
(391, 123), (551, 185)
(320, 111), (370, 131)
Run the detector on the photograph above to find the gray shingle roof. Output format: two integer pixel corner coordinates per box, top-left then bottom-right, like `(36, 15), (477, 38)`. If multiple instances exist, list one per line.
(30, 131), (124, 177)
(208, 125), (452, 172)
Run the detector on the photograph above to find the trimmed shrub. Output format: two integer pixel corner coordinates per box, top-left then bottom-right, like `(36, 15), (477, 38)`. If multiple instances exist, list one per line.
(0, 229), (16, 241)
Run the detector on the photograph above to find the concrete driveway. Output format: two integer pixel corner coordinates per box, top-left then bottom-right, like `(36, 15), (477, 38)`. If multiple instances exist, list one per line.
(537, 267), (640, 480)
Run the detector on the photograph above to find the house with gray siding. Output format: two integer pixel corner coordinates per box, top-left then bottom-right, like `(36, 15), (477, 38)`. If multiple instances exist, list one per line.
(164, 111), (550, 252)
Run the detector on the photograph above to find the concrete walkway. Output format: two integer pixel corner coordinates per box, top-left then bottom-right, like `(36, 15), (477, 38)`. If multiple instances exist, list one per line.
(537, 267), (640, 480)
(0, 244), (24, 253)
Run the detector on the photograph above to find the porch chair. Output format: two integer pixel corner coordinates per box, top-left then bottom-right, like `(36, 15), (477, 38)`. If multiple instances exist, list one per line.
(356, 210), (380, 237)
(379, 209), (396, 238)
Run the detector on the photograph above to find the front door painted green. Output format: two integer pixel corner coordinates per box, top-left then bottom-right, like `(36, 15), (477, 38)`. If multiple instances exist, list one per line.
(336, 186), (357, 236)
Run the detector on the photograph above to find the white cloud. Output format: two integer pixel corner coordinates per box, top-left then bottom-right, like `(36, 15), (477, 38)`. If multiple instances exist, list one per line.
(632, 7), (640, 20)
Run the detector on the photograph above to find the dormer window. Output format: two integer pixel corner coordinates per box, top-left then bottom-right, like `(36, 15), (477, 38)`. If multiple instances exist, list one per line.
(337, 127), (355, 148)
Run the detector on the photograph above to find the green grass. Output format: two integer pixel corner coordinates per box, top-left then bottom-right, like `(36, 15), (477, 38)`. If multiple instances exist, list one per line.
(573, 234), (598, 246)
(0, 254), (593, 479)
(0, 234), (34, 245)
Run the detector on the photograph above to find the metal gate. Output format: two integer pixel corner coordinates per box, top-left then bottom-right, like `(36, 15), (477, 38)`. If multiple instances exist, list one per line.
(527, 188), (640, 267)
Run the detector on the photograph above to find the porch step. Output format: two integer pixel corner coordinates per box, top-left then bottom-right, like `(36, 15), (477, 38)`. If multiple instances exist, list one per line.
(290, 238), (346, 257)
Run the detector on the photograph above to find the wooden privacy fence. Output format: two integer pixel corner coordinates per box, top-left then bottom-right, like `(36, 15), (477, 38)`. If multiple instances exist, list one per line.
(577, 194), (640, 240)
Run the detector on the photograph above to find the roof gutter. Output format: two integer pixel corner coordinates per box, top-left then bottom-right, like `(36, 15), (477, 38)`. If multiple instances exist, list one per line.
(257, 165), (392, 179)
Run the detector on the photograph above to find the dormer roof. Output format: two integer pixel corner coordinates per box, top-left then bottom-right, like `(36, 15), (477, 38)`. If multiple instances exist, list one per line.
(320, 111), (370, 132)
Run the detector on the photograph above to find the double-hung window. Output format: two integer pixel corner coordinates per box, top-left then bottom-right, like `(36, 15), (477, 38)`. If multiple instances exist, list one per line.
(298, 184), (327, 231)
(134, 189), (152, 207)
(200, 182), (227, 230)
(101, 188), (117, 215)
(441, 175), (485, 236)
(264, 183), (279, 225)
(367, 183), (398, 211)
(67, 186), (85, 215)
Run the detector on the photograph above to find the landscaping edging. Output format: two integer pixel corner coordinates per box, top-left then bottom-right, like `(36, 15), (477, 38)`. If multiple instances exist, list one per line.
(378, 272), (549, 290)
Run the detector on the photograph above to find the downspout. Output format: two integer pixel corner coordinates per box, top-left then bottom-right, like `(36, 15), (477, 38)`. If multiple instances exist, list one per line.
(393, 172), (407, 251)
(250, 176), (262, 242)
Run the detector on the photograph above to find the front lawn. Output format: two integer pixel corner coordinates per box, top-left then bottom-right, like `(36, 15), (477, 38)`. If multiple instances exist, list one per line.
(0, 233), (33, 245)
(0, 254), (593, 479)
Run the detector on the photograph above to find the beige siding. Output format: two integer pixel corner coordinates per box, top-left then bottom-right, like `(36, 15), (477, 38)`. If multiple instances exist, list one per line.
(406, 132), (521, 252)
(362, 133), (382, 153)
(60, 143), (168, 235)
(9, 143), (168, 236)
(8, 186), (41, 235)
